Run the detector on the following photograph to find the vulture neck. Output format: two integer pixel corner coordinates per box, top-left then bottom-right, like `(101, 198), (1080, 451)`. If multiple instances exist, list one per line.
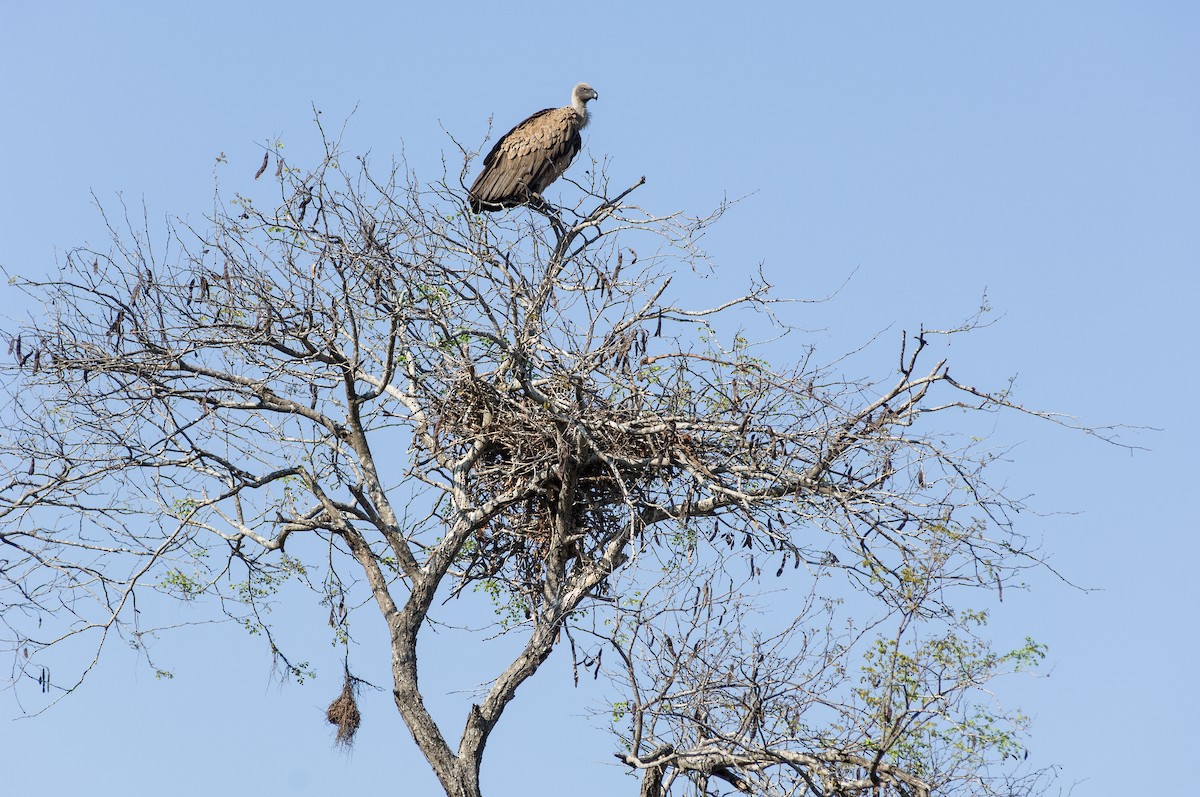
(572, 97), (591, 128)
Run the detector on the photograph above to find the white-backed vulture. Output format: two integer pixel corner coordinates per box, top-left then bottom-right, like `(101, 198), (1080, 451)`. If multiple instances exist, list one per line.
(468, 83), (599, 213)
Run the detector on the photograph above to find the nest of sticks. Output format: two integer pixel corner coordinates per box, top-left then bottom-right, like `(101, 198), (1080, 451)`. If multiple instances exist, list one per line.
(433, 374), (678, 580)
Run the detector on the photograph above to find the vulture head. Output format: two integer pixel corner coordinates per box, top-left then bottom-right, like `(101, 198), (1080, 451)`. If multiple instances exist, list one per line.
(572, 83), (599, 118)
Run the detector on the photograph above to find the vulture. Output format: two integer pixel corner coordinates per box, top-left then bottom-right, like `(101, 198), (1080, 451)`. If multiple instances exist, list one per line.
(468, 83), (599, 213)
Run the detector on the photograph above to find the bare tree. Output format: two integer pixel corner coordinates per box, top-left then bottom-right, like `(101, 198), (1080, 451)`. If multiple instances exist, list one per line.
(0, 128), (1107, 797)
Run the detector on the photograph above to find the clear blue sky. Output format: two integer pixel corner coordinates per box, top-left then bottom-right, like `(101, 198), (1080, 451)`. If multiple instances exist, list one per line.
(2, 3), (1197, 795)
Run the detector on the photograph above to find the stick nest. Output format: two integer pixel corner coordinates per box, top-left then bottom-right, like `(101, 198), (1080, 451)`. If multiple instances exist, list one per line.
(434, 373), (679, 579)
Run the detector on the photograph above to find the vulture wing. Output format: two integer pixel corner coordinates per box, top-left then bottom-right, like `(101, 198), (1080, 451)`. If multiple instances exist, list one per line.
(469, 106), (583, 212)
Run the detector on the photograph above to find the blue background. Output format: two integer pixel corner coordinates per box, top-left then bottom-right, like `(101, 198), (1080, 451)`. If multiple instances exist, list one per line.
(2, 3), (1196, 794)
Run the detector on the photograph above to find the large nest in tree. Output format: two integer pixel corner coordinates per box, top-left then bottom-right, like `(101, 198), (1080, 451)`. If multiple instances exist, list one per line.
(432, 373), (680, 580)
